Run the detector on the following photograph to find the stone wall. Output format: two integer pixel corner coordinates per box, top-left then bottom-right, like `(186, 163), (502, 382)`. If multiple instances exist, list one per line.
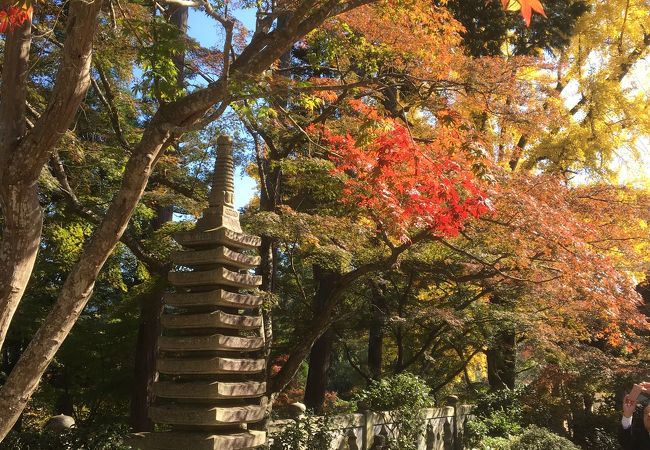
(269, 404), (473, 450)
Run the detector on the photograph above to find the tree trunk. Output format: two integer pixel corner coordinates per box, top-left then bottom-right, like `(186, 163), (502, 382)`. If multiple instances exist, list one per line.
(0, 17), (34, 353)
(0, 0), (103, 352)
(486, 330), (516, 390)
(130, 281), (165, 431)
(0, 186), (42, 351)
(303, 328), (334, 413)
(130, 202), (173, 431)
(486, 294), (516, 390)
(303, 266), (339, 413)
(368, 291), (385, 381)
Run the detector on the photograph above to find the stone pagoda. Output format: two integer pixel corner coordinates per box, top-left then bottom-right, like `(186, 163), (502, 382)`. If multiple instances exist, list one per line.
(130, 136), (267, 450)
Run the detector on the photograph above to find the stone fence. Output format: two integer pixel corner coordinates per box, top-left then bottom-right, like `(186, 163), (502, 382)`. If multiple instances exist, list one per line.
(269, 401), (473, 450)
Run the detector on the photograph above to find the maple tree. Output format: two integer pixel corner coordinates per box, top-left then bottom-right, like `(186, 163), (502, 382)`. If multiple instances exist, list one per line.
(238, 0), (650, 424)
(323, 119), (492, 240)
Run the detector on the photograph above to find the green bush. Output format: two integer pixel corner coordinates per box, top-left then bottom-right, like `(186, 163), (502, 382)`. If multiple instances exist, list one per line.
(0, 424), (132, 450)
(464, 388), (523, 447)
(472, 435), (511, 450)
(508, 425), (580, 450)
(354, 373), (432, 450)
(467, 425), (581, 450)
(465, 410), (523, 446)
(269, 411), (333, 450)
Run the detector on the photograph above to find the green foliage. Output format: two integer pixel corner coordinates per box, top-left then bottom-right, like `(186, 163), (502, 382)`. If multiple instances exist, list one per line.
(470, 388), (523, 420)
(134, 17), (189, 102)
(466, 425), (581, 450)
(508, 425), (580, 450)
(465, 389), (582, 449)
(465, 410), (523, 446)
(464, 388), (524, 447)
(354, 373), (432, 450)
(0, 425), (132, 450)
(269, 412), (334, 450)
(580, 427), (620, 450)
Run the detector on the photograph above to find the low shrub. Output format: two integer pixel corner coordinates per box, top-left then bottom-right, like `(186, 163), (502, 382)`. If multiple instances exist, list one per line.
(508, 425), (580, 450)
(0, 424), (132, 450)
(269, 411), (333, 450)
(354, 373), (432, 450)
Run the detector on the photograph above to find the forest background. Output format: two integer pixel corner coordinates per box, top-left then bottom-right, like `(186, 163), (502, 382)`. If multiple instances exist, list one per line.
(0, 0), (649, 448)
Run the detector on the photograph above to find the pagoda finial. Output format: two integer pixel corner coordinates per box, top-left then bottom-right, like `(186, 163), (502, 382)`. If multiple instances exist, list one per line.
(195, 135), (242, 232)
(209, 135), (235, 207)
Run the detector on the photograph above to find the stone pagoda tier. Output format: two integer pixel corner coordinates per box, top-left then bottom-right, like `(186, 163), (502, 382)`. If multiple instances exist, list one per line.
(129, 136), (267, 450)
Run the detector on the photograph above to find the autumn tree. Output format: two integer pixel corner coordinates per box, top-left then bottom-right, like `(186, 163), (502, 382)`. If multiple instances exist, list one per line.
(0, 0), (560, 439)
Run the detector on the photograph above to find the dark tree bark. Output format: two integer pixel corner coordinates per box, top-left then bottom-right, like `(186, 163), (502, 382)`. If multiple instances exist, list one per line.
(486, 331), (516, 390)
(130, 281), (165, 431)
(367, 288), (385, 381)
(486, 296), (516, 390)
(304, 266), (340, 413)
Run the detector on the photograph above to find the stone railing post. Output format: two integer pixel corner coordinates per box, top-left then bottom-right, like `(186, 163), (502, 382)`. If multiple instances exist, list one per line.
(362, 410), (375, 450)
(446, 395), (460, 450)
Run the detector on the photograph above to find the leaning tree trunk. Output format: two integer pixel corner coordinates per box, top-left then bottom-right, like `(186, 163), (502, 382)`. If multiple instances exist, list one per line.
(0, 124), (173, 439)
(0, 0), (103, 352)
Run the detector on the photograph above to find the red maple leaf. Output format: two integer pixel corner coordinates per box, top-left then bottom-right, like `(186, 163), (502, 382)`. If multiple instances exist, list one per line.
(0, 5), (30, 34)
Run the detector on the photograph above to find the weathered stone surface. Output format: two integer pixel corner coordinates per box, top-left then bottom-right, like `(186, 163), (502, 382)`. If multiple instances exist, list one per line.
(146, 137), (267, 447)
(174, 228), (261, 250)
(157, 356), (265, 374)
(44, 414), (75, 431)
(169, 266), (262, 289)
(172, 246), (261, 269)
(128, 430), (266, 450)
(287, 402), (307, 419)
(164, 289), (263, 309)
(149, 404), (266, 426)
(158, 334), (264, 352)
(196, 205), (243, 234)
(153, 380), (266, 399)
(161, 310), (262, 330)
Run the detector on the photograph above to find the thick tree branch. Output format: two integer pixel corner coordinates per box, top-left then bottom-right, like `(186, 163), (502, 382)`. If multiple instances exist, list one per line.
(16, 0), (104, 178)
(270, 229), (432, 393)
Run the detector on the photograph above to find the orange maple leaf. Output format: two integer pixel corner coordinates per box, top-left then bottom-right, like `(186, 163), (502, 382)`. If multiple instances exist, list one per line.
(500, 0), (547, 26)
(519, 0), (546, 26)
